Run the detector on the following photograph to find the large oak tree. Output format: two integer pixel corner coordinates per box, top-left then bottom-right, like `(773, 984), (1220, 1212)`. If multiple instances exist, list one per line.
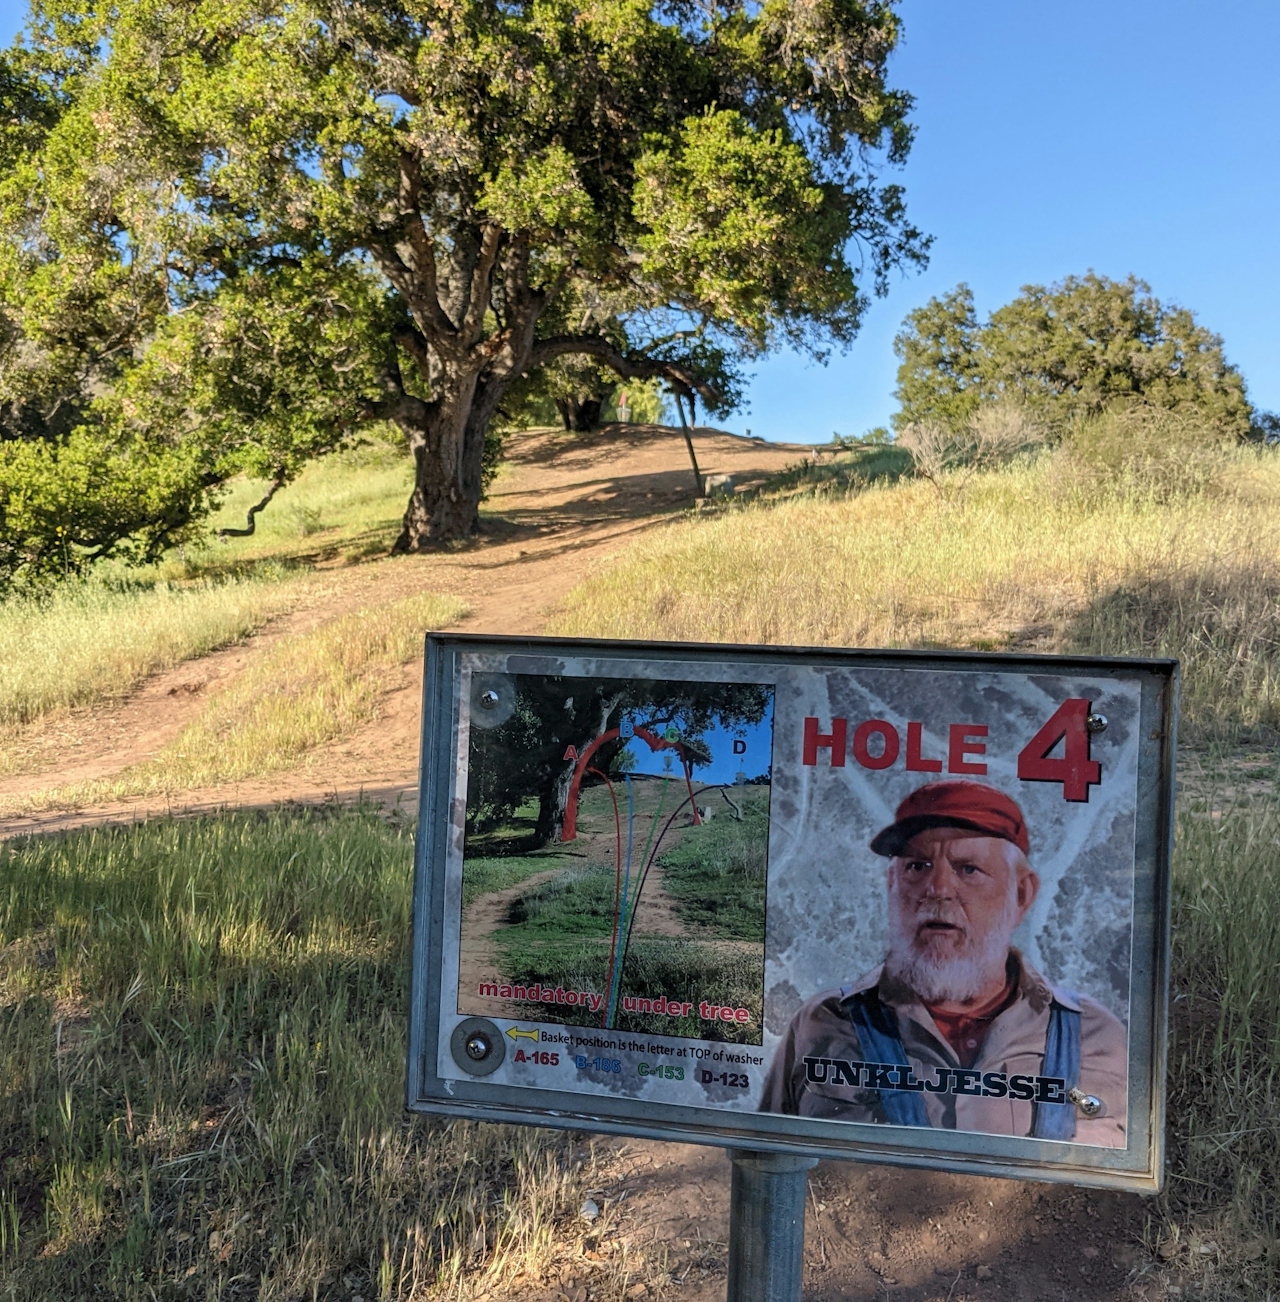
(1, 0), (928, 569)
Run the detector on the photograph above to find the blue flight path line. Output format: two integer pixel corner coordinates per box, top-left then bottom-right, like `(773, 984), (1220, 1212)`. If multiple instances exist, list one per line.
(606, 775), (636, 1028)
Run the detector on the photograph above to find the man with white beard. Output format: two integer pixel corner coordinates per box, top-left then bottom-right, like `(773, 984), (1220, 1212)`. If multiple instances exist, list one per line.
(759, 780), (1128, 1146)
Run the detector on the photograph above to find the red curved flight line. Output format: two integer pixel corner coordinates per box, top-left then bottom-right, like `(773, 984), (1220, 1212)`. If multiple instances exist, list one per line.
(560, 724), (699, 842)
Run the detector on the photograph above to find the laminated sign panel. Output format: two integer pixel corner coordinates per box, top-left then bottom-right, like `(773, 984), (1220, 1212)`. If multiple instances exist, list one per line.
(406, 635), (1176, 1191)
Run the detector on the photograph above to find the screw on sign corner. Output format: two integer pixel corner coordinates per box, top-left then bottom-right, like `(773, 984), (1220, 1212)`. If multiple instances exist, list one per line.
(449, 1018), (505, 1076)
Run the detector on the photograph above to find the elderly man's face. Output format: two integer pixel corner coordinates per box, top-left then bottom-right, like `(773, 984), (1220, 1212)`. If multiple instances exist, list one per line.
(884, 828), (1039, 1003)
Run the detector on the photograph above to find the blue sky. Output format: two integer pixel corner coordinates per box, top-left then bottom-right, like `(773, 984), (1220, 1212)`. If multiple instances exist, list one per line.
(620, 700), (774, 786)
(3, 0), (1276, 444)
(741, 0), (1280, 442)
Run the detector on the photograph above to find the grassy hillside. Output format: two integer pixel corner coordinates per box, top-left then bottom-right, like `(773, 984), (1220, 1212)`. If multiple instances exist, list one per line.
(4, 432), (1278, 1296)
(0, 445), (467, 793)
(191, 442), (415, 572)
(552, 445), (1280, 1296)
(554, 451), (1280, 747)
(0, 445), (417, 734)
(11, 590), (469, 811)
(0, 574), (299, 739)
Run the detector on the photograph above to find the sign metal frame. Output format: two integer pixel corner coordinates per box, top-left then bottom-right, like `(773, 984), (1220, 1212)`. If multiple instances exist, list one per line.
(407, 634), (1177, 1193)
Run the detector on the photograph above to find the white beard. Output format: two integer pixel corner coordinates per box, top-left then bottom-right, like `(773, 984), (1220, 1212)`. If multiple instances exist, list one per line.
(883, 886), (1021, 1005)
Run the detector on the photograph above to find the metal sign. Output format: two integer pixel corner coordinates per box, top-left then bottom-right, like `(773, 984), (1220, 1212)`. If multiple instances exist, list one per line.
(407, 635), (1176, 1192)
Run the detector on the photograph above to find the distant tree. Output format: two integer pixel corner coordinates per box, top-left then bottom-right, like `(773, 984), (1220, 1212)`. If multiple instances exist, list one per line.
(891, 284), (984, 434)
(467, 678), (771, 849)
(495, 298), (628, 433)
(0, 0), (930, 583)
(1252, 411), (1280, 445)
(893, 274), (1253, 437)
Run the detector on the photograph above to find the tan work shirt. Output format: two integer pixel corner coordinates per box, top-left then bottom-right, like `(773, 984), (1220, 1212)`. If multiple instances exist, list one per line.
(759, 953), (1128, 1147)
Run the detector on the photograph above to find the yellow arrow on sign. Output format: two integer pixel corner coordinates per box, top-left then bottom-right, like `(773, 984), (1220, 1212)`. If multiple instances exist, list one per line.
(506, 1027), (539, 1042)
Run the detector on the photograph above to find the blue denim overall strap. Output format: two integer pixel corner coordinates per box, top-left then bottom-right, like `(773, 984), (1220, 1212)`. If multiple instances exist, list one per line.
(1031, 997), (1081, 1141)
(845, 988), (931, 1128)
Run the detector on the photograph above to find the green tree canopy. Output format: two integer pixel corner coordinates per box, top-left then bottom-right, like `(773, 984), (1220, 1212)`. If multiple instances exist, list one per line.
(467, 675), (771, 848)
(893, 274), (1254, 437)
(0, 0), (929, 582)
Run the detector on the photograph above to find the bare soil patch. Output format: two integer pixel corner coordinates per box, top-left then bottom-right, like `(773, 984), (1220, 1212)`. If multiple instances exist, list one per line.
(514, 1137), (1152, 1302)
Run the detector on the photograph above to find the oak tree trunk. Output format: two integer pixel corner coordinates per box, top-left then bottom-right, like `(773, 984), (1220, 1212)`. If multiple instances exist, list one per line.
(554, 394), (605, 432)
(393, 367), (505, 552)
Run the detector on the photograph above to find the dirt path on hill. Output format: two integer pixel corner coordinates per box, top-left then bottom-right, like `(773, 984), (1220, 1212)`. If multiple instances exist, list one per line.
(457, 866), (573, 1019)
(626, 860), (690, 938)
(0, 424), (811, 838)
(458, 834), (692, 1023)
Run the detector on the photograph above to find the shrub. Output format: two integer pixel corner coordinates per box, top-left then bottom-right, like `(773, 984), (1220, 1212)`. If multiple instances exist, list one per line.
(1062, 404), (1230, 500)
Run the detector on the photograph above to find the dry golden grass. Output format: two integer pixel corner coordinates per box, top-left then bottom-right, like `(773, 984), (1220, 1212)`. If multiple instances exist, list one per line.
(6, 590), (468, 810)
(0, 573), (301, 730)
(0, 442), (419, 750)
(552, 444), (1280, 1296)
(155, 589), (471, 787)
(554, 451), (1280, 746)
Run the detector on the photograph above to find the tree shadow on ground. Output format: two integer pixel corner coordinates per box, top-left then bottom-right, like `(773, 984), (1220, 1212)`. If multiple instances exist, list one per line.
(744, 444), (913, 503)
(1054, 560), (1280, 749)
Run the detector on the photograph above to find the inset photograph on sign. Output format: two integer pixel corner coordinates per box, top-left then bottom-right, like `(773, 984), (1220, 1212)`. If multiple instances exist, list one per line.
(458, 673), (774, 1044)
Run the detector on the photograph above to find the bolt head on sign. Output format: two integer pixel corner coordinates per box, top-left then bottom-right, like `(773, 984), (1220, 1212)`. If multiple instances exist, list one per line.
(411, 636), (1176, 1193)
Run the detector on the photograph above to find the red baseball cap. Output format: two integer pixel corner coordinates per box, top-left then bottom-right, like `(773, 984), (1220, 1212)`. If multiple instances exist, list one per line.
(870, 780), (1030, 857)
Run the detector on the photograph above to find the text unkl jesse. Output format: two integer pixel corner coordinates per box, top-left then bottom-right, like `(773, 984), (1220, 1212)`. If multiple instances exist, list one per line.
(803, 1056), (1068, 1103)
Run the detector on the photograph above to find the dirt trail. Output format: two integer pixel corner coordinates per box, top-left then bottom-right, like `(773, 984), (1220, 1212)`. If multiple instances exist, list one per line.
(457, 866), (571, 1018)
(625, 860), (690, 938)
(457, 825), (692, 1020)
(0, 424), (809, 838)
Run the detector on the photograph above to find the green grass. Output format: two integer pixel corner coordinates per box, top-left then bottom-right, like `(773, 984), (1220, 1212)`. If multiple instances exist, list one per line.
(461, 851), (576, 910)
(1165, 789), (1280, 1283)
(657, 789), (769, 941)
(502, 865), (616, 937)
(182, 441), (415, 574)
(0, 808), (599, 1299)
(490, 863), (765, 1044)
(494, 927), (764, 1045)
(613, 938), (763, 1043)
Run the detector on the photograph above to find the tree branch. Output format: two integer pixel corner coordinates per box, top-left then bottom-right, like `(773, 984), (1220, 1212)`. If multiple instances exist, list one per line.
(395, 324), (431, 373)
(217, 477), (285, 539)
(528, 334), (723, 408)
(397, 151), (456, 338)
(461, 222), (503, 343)
(358, 360), (433, 431)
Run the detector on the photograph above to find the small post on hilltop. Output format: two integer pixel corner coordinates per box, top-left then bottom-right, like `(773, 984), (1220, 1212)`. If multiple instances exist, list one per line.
(726, 1150), (818, 1302)
(673, 389), (704, 497)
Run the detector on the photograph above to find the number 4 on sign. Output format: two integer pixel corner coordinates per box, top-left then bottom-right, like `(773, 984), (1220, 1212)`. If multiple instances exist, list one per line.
(1017, 699), (1101, 802)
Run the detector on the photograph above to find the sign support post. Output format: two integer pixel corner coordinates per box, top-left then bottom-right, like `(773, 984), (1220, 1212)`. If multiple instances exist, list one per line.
(726, 1150), (818, 1302)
